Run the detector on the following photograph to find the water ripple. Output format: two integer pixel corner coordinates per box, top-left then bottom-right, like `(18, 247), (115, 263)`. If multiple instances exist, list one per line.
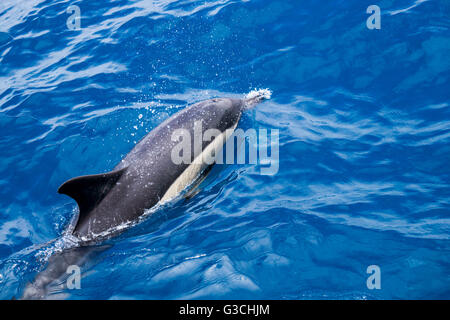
(0, 0), (449, 299)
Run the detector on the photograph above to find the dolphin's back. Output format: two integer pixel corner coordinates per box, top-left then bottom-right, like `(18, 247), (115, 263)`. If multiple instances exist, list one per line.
(59, 98), (244, 239)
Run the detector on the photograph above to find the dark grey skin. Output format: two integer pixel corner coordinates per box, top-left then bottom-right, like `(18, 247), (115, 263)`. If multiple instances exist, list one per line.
(21, 92), (269, 299)
(60, 98), (244, 240)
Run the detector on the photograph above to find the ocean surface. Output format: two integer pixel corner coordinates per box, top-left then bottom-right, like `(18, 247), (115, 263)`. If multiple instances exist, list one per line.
(0, 0), (449, 299)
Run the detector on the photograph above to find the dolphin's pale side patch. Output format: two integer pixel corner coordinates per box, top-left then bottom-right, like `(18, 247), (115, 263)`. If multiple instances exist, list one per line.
(160, 122), (238, 204)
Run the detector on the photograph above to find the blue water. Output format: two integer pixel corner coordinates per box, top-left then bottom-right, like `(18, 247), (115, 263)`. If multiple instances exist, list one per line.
(0, 0), (449, 299)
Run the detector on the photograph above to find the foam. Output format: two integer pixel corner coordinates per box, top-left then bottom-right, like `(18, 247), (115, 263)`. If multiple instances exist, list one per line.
(245, 88), (272, 101)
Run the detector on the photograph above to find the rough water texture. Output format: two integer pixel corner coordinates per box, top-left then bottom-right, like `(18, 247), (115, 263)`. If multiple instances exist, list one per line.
(0, 0), (449, 299)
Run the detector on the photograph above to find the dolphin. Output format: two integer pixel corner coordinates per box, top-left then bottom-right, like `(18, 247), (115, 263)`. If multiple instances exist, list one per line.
(20, 89), (271, 299)
(58, 89), (271, 241)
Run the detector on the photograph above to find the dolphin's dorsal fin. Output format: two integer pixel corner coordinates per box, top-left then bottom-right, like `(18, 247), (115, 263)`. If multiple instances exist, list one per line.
(58, 167), (127, 218)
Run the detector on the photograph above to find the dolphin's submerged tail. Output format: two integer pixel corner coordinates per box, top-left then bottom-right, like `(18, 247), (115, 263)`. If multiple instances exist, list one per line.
(244, 88), (272, 109)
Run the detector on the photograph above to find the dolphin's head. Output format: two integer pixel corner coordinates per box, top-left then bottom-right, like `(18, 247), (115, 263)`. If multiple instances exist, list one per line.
(208, 98), (245, 130)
